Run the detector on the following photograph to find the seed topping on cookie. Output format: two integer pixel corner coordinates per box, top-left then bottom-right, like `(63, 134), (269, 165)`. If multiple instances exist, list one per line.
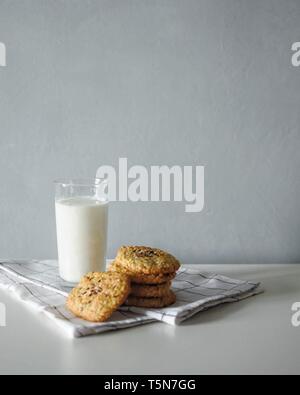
(114, 246), (180, 275)
(66, 272), (131, 322)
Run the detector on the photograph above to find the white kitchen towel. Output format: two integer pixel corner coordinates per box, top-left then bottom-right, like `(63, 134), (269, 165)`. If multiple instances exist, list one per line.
(0, 260), (261, 338)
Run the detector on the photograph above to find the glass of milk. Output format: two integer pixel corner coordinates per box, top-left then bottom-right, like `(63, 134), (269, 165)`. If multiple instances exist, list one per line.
(55, 179), (108, 283)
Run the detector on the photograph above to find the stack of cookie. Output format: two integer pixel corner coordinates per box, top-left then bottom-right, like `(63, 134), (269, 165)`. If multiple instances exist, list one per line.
(109, 246), (180, 308)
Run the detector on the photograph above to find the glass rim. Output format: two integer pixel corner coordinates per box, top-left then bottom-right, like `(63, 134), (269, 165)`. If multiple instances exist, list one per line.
(54, 178), (108, 187)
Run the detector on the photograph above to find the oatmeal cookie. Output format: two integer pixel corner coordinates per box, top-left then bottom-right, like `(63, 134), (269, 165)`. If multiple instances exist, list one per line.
(113, 246), (180, 275)
(125, 290), (176, 308)
(109, 260), (177, 284)
(130, 281), (171, 298)
(67, 272), (131, 322)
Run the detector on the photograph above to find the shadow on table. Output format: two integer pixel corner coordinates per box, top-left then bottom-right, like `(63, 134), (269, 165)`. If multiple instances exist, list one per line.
(180, 294), (260, 326)
(181, 265), (300, 326)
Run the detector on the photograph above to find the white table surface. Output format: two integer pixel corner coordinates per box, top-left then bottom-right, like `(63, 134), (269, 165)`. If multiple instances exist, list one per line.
(0, 264), (300, 375)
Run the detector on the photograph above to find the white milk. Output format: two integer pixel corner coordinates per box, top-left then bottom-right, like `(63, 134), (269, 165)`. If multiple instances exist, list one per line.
(55, 197), (108, 283)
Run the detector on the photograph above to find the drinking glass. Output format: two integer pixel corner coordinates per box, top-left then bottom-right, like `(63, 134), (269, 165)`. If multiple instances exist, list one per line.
(55, 178), (108, 283)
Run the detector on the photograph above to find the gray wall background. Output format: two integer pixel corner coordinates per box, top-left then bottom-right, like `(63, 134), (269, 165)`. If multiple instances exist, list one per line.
(0, 0), (300, 264)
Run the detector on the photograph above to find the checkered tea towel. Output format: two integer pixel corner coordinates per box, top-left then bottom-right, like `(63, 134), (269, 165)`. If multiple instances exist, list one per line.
(0, 260), (261, 338)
